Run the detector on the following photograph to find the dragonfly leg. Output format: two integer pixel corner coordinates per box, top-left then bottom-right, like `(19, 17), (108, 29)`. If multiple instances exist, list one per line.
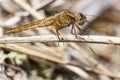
(71, 25), (75, 35)
(73, 24), (79, 39)
(75, 23), (86, 34)
(56, 29), (62, 41)
(75, 23), (82, 32)
(73, 24), (85, 41)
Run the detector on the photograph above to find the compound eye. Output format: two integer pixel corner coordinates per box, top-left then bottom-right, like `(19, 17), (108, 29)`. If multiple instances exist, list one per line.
(77, 13), (87, 25)
(77, 16), (84, 25)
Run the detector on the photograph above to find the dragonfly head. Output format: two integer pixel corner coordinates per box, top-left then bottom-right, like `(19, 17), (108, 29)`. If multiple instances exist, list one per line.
(76, 13), (87, 25)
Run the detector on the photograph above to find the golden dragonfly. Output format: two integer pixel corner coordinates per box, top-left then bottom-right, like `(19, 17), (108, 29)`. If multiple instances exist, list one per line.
(6, 10), (88, 40)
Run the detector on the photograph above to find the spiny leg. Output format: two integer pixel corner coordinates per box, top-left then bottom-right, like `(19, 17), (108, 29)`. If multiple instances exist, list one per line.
(73, 24), (79, 39)
(75, 22), (88, 34)
(75, 23), (82, 32)
(73, 24), (84, 39)
(74, 23), (85, 41)
(56, 28), (66, 46)
(75, 23), (85, 34)
(56, 28), (65, 41)
(56, 29), (61, 41)
(71, 24), (75, 35)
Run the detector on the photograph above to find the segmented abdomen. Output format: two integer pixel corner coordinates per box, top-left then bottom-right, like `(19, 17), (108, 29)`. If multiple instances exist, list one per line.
(6, 16), (55, 34)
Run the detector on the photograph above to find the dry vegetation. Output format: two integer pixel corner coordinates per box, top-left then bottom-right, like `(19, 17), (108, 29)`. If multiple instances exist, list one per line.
(0, 0), (120, 80)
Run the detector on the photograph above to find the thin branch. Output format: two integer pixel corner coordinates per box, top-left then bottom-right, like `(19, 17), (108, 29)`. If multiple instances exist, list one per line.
(0, 35), (120, 45)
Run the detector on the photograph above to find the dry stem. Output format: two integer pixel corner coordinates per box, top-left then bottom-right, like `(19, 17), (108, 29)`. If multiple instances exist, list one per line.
(1, 35), (120, 45)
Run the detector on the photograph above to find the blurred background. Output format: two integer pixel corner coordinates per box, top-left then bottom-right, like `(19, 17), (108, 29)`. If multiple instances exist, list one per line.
(0, 0), (120, 80)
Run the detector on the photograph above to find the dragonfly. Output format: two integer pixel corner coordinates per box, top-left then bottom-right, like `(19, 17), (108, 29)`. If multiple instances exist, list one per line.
(6, 10), (88, 40)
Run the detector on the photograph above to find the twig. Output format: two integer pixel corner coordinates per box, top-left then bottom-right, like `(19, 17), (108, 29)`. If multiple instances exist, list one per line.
(1, 35), (120, 45)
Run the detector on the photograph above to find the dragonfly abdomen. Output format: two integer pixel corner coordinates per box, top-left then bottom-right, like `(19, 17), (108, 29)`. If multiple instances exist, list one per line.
(6, 16), (55, 34)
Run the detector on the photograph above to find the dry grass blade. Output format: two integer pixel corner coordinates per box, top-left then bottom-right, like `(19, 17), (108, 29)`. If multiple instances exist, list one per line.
(64, 65), (90, 79)
(0, 44), (67, 64)
(69, 43), (120, 78)
(1, 35), (120, 45)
